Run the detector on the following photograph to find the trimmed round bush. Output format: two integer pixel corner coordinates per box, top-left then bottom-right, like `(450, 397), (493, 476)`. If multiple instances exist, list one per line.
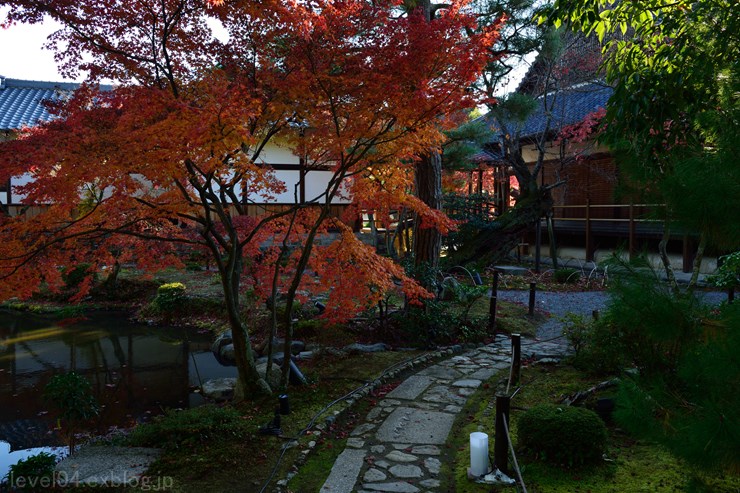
(153, 282), (187, 312)
(517, 404), (607, 467)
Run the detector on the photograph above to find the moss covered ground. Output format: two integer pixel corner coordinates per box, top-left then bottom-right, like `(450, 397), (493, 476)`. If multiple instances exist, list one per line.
(445, 365), (740, 493)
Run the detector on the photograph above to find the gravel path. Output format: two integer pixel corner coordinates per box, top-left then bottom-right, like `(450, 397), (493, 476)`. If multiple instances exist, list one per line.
(497, 289), (728, 343)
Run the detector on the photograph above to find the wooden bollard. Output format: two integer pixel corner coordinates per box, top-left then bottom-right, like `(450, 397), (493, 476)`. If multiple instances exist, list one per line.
(511, 333), (521, 386)
(494, 394), (511, 476)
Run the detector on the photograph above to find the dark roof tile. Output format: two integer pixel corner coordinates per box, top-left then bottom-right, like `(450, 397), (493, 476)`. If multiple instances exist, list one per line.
(483, 83), (612, 139)
(0, 77), (77, 131)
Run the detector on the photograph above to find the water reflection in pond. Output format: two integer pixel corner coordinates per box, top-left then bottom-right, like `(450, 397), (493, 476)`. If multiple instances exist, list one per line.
(0, 309), (235, 478)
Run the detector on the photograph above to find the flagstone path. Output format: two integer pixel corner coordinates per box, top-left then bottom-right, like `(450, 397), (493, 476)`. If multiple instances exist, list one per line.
(318, 335), (569, 492)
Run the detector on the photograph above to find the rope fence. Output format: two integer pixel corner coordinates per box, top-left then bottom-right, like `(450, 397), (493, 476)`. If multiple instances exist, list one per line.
(501, 413), (528, 493)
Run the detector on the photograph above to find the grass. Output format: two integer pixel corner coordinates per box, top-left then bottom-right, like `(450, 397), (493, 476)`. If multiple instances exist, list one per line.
(445, 364), (740, 493)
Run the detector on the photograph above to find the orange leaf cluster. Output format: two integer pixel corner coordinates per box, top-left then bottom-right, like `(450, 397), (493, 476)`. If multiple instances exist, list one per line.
(0, 0), (502, 320)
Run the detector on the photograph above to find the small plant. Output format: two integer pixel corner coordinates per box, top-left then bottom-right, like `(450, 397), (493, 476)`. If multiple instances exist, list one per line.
(708, 251), (739, 290)
(55, 305), (86, 319)
(561, 313), (592, 358)
(446, 280), (489, 324)
(553, 268), (581, 284)
(518, 404), (607, 468)
(3, 452), (57, 490)
(43, 372), (99, 453)
(153, 282), (187, 312)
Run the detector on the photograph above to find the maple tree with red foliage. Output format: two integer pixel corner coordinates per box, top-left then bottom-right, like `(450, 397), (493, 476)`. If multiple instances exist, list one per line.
(0, 0), (501, 394)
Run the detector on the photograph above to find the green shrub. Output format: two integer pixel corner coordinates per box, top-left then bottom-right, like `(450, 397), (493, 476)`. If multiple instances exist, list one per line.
(614, 301), (740, 471)
(603, 272), (703, 375)
(708, 251), (739, 290)
(294, 319), (323, 339)
(126, 405), (248, 450)
(44, 372), (99, 422)
(153, 282), (187, 312)
(560, 313), (625, 374)
(3, 452), (57, 489)
(554, 268), (581, 284)
(395, 299), (487, 346)
(396, 301), (457, 346)
(62, 263), (96, 289)
(43, 372), (99, 453)
(561, 313), (591, 358)
(518, 404), (607, 468)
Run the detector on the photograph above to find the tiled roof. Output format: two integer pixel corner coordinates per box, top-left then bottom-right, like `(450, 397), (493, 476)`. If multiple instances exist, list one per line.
(0, 77), (79, 131)
(470, 148), (504, 164)
(482, 83), (613, 139)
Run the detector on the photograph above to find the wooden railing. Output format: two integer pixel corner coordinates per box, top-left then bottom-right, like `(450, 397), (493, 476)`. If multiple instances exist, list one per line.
(553, 201), (665, 261)
(443, 193), (499, 222)
(548, 202), (703, 271)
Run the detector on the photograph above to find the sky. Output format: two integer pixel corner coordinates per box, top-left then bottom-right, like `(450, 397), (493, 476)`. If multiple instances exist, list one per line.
(0, 7), (531, 94)
(0, 8), (72, 82)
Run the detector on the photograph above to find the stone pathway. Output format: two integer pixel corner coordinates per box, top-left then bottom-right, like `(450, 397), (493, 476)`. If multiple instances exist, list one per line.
(318, 336), (568, 492)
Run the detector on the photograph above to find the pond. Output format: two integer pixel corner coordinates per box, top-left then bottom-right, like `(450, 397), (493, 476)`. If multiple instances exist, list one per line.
(0, 310), (236, 479)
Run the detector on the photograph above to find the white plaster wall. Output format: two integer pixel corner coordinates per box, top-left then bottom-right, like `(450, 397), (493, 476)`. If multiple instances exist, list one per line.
(520, 140), (609, 163)
(305, 170), (351, 204)
(255, 142), (300, 165)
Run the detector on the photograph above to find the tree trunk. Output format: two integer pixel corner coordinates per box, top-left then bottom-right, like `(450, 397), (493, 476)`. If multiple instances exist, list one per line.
(280, 207), (332, 388)
(658, 221), (679, 294)
(219, 249), (271, 398)
(411, 0), (443, 273)
(413, 150), (443, 270)
(102, 260), (121, 291)
(546, 213), (559, 270)
(688, 234), (706, 291)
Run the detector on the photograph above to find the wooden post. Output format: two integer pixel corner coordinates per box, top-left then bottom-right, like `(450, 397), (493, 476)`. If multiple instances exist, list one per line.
(729, 288), (735, 304)
(592, 310), (600, 320)
(585, 199), (594, 262)
(682, 236), (694, 273)
(511, 333), (521, 386)
(528, 282), (536, 316)
(494, 394), (511, 476)
(628, 203), (636, 261)
(535, 220), (542, 273)
(489, 270), (500, 331)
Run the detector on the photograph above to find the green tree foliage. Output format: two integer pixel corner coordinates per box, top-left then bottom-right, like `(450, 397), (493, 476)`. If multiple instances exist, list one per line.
(592, 268), (740, 471)
(613, 301), (740, 471)
(546, 0), (740, 252)
(441, 120), (493, 171)
(540, 4), (739, 470)
(449, 0), (609, 266)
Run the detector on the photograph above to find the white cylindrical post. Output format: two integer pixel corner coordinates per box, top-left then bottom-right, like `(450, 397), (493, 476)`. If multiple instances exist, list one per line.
(469, 432), (489, 476)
